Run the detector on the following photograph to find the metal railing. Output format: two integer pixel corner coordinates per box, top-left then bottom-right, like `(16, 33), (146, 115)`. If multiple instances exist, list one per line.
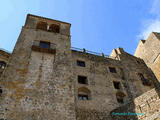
(71, 47), (111, 58)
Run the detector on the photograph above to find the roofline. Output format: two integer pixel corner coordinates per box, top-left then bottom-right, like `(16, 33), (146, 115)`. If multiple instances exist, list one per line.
(0, 48), (11, 54)
(27, 14), (71, 26)
(152, 32), (160, 34)
(140, 39), (146, 43)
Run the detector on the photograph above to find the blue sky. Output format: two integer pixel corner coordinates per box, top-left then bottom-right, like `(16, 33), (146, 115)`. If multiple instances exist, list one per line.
(0, 0), (160, 55)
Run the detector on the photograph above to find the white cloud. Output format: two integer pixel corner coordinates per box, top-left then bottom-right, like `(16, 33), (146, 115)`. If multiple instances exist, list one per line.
(138, 0), (160, 39)
(138, 19), (160, 39)
(150, 0), (160, 15)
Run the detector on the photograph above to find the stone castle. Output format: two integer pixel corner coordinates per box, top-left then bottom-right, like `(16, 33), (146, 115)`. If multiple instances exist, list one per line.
(0, 14), (159, 120)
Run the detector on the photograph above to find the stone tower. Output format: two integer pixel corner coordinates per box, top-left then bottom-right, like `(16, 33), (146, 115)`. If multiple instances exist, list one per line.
(135, 32), (160, 83)
(0, 14), (76, 120)
(0, 14), (160, 120)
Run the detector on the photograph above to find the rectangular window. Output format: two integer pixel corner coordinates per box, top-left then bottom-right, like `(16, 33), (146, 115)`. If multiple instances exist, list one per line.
(40, 41), (50, 49)
(78, 94), (88, 100)
(77, 60), (85, 67)
(78, 76), (87, 84)
(109, 67), (116, 73)
(113, 81), (120, 89)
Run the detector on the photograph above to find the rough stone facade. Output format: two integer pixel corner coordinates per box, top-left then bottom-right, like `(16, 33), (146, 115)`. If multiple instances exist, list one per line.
(110, 88), (160, 120)
(0, 14), (76, 120)
(0, 14), (159, 120)
(73, 48), (156, 120)
(0, 50), (10, 77)
(135, 32), (160, 83)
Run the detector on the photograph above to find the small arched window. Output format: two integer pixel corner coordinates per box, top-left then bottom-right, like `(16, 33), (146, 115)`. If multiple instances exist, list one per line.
(78, 87), (91, 100)
(0, 61), (6, 69)
(116, 92), (125, 104)
(137, 73), (151, 86)
(49, 24), (60, 33)
(36, 21), (48, 31)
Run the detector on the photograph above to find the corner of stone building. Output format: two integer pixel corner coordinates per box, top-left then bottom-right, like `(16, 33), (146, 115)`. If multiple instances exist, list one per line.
(0, 14), (76, 120)
(152, 32), (160, 39)
(110, 47), (125, 56)
(110, 48), (118, 57)
(145, 32), (160, 43)
(110, 47), (128, 60)
(117, 47), (125, 54)
(148, 32), (157, 38)
(134, 39), (146, 57)
(134, 32), (159, 55)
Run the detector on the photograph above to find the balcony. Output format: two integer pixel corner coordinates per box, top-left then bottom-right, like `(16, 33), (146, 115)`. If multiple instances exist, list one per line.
(31, 40), (56, 54)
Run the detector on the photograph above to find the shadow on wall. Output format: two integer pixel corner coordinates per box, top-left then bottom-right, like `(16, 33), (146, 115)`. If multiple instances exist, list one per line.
(110, 103), (139, 120)
(110, 71), (160, 120)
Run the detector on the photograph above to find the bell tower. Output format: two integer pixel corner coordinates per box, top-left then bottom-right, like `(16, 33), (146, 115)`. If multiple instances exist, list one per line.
(0, 14), (76, 120)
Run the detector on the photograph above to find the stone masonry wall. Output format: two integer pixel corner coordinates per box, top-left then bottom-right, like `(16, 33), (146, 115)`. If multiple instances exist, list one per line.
(135, 32), (160, 82)
(0, 14), (159, 120)
(0, 14), (76, 120)
(111, 48), (155, 99)
(72, 49), (156, 120)
(110, 88), (160, 120)
(0, 50), (10, 77)
(72, 50), (124, 120)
